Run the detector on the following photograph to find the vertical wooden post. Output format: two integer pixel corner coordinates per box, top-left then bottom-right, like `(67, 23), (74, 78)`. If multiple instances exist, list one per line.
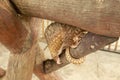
(4, 16), (38, 80)
(0, 1), (37, 80)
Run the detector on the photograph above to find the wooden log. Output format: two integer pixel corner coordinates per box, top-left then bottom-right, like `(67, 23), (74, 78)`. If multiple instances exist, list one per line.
(4, 17), (38, 80)
(11, 0), (120, 37)
(0, 3), (28, 54)
(42, 33), (118, 73)
(0, 1), (37, 80)
(34, 65), (62, 80)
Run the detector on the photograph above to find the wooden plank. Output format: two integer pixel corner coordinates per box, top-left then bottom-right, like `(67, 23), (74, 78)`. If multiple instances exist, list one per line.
(11, 0), (120, 37)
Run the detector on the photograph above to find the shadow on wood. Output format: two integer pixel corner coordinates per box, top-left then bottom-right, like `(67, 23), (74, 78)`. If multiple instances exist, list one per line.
(0, 68), (5, 78)
(0, 3), (28, 54)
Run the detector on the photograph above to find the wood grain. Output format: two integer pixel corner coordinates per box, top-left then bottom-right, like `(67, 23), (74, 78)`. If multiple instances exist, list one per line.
(11, 0), (120, 37)
(0, 5), (28, 54)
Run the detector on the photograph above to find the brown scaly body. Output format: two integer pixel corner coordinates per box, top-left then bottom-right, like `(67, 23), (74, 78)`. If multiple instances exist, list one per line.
(45, 22), (87, 64)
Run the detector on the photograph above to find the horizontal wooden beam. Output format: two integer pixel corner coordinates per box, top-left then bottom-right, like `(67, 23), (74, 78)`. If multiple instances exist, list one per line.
(11, 0), (120, 37)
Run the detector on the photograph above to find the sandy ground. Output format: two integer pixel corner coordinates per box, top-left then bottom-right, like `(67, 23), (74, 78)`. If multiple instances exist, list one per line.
(0, 43), (120, 80)
(57, 51), (120, 80)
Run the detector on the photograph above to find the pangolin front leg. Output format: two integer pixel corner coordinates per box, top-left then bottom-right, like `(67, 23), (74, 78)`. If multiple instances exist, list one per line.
(45, 23), (66, 64)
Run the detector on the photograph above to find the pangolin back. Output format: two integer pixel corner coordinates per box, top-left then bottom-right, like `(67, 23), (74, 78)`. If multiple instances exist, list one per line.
(45, 22), (87, 64)
(45, 23), (66, 58)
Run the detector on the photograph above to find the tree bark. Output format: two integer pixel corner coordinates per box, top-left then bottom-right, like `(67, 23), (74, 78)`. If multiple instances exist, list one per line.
(11, 0), (120, 37)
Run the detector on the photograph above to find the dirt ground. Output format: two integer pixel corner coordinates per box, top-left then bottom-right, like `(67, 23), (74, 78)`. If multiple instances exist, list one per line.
(0, 43), (120, 80)
(57, 51), (120, 80)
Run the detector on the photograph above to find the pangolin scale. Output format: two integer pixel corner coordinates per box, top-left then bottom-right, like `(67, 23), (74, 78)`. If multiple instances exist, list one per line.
(45, 22), (87, 64)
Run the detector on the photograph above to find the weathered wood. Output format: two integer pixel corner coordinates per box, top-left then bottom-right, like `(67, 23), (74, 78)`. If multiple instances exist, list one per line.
(0, 68), (5, 78)
(4, 17), (38, 80)
(11, 0), (120, 37)
(69, 33), (119, 58)
(0, 0), (119, 80)
(0, 2), (28, 54)
(43, 33), (118, 73)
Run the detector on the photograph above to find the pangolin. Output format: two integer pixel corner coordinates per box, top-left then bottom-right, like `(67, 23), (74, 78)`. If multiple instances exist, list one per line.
(45, 22), (87, 64)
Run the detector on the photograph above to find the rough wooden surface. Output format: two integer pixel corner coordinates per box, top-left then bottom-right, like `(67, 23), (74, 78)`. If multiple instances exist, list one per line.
(43, 33), (118, 73)
(0, 2), (28, 54)
(11, 0), (120, 37)
(4, 16), (38, 80)
(0, 1), (38, 80)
